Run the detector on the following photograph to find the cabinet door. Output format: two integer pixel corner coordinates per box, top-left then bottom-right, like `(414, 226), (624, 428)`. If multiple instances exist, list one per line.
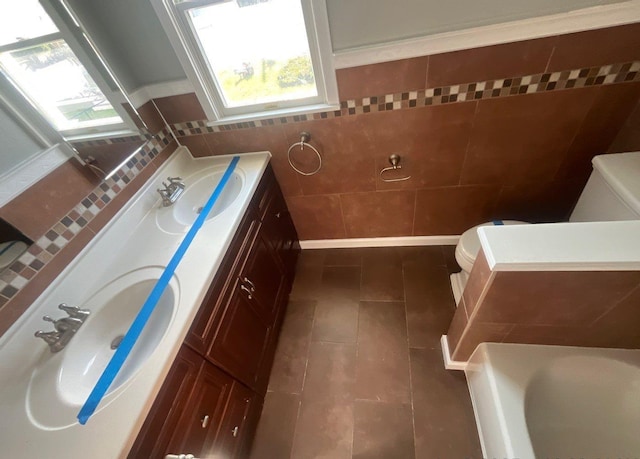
(128, 346), (201, 459)
(172, 361), (234, 457)
(207, 284), (272, 390)
(215, 382), (257, 458)
(262, 189), (300, 278)
(185, 211), (259, 355)
(240, 232), (285, 324)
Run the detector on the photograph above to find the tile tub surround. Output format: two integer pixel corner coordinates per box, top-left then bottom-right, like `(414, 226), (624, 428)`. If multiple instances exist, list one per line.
(447, 248), (640, 362)
(151, 23), (640, 241)
(0, 129), (175, 337)
(249, 247), (482, 459)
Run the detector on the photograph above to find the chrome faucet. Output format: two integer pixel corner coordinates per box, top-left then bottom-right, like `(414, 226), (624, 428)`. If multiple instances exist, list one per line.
(157, 176), (185, 207)
(34, 303), (90, 353)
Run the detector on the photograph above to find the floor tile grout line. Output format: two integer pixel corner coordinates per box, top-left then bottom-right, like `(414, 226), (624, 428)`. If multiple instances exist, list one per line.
(403, 261), (419, 459)
(287, 294), (318, 459)
(351, 287), (361, 459)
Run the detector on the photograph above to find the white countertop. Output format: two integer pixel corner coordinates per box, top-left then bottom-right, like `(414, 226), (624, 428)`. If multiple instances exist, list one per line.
(0, 147), (271, 458)
(478, 220), (640, 271)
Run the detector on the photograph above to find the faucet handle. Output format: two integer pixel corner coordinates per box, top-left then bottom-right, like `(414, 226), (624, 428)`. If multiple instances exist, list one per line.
(58, 303), (90, 320)
(168, 176), (183, 183)
(35, 330), (61, 345)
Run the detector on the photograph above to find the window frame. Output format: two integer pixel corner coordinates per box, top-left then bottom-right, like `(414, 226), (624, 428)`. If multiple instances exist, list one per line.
(152, 0), (339, 124)
(0, 0), (139, 140)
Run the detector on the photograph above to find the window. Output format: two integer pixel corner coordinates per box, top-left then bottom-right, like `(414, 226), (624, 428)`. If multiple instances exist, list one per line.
(0, 0), (135, 138)
(153, 0), (338, 122)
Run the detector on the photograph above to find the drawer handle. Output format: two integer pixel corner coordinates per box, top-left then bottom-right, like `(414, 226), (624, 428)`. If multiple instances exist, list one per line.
(232, 426), (239, 437)
(242, 277), (256, 292)
(201, 415), (210, 429)
(240, 284), (253, 300)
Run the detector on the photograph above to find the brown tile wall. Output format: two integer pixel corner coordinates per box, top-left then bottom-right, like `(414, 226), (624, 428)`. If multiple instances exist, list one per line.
(0, 160), (99, 242)
(448, 249), (640, 361)
(155, 23), (640, 240)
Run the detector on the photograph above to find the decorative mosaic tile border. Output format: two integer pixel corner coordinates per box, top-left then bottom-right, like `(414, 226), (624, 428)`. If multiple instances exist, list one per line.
(0, 129), (173, 307)
(169, 60), (640, 136)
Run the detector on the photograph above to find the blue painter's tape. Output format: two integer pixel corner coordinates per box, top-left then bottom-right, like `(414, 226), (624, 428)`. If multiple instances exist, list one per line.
(492, 220), (504, 226)
(78, 156), (240, 425)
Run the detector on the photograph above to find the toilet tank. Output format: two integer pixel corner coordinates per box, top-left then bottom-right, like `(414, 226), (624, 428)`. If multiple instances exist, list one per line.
(570, 151), (640, 222)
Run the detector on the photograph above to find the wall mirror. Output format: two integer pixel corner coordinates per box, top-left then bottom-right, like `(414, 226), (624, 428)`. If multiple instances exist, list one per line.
(0, 0), (159, 210)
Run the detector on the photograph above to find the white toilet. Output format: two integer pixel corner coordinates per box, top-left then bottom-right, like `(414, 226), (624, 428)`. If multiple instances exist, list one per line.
(450, 151), (640, 304)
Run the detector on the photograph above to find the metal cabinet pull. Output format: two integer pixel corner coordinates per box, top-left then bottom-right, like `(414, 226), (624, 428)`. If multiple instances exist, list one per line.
(240, 284), (252, 300)
(242, 277), (256, 292)
(201, 415), (210, 429)
(232, 426), (239, 437)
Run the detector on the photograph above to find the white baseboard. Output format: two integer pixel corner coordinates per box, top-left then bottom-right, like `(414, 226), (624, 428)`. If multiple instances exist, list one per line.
(299, 235), (460, 249)
(334, 1), (640, 68)
(441, 335), (468, 371)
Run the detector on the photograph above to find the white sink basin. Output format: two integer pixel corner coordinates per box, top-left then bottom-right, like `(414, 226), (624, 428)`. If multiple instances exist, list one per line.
(26, 267), (178, 428)
(156, 167), (244, 234)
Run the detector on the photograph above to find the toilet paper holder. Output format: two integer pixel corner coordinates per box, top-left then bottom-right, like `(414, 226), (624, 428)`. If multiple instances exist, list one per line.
(380, 154), (411, 182)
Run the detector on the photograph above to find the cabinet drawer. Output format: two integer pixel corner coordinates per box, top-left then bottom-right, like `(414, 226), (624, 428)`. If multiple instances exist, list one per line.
(172, 360), (234, 457)
(128, 346), (201, 459)
(215, 382), (256, 458)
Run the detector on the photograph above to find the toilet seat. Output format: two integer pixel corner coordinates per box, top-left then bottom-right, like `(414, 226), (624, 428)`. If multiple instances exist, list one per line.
(455, 220), (529, 273)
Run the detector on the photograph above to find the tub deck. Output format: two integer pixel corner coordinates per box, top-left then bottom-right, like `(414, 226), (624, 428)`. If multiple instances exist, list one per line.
(465, 343), (640, 459)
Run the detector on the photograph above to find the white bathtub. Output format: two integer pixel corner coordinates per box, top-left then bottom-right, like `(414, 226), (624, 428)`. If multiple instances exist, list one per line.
(465, 343), (640, 459)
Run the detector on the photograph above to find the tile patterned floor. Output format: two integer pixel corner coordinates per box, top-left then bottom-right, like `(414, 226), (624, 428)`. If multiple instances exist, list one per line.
(249, 247), (482, 459)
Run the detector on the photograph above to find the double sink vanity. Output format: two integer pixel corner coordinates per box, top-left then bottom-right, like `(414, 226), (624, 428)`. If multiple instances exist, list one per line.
(0, 147), (299, 458)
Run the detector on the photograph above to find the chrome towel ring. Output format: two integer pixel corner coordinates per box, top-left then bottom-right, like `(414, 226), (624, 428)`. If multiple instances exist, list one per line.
(288, 131), (322, 176)
(380, 154), (411, 182)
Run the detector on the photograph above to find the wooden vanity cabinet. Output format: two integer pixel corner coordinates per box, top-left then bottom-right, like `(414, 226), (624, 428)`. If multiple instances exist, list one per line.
(129, 164), (299, 459)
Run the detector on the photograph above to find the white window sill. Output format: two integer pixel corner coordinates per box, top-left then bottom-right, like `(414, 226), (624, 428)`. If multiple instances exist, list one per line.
(206, 103), (340, 127)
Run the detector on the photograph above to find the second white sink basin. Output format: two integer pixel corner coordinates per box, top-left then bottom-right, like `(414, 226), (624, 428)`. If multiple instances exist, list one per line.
(26, 267), (178, 428)
(156, 167), (244, 234)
